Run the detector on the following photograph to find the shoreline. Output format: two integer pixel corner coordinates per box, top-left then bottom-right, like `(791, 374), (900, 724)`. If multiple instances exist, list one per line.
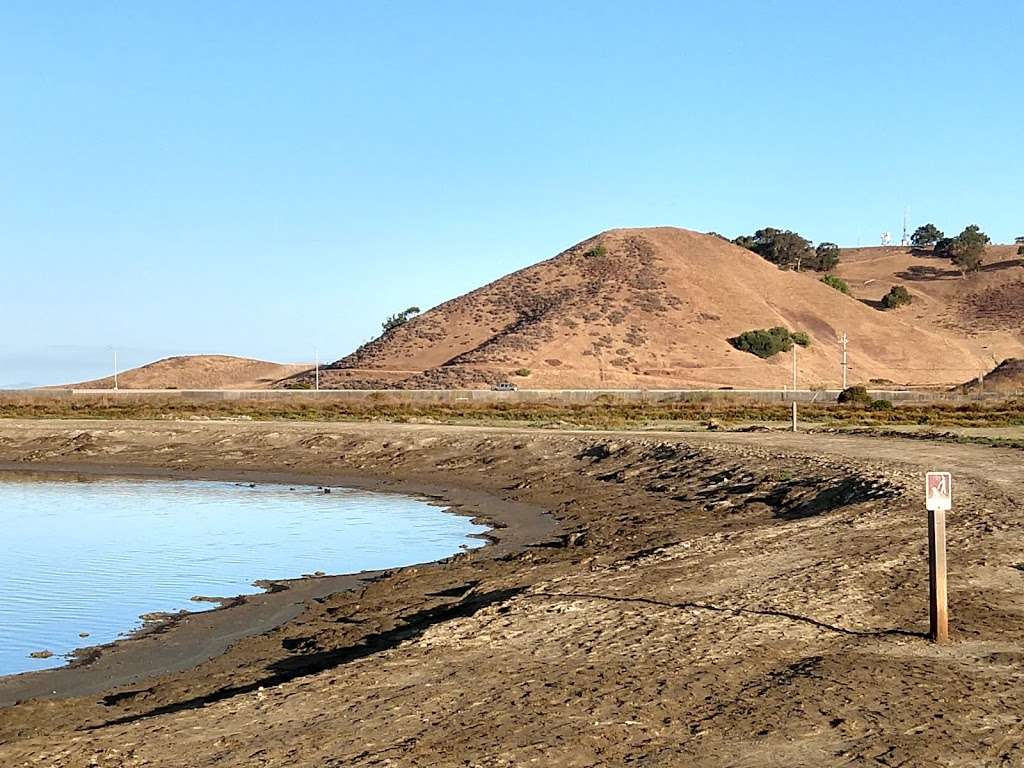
(4, 419), (1023, 765)
(0, 460), (557, 707)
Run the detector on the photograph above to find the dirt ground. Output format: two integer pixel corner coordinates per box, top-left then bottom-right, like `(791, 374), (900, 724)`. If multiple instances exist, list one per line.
(1, 419), (1023, 766)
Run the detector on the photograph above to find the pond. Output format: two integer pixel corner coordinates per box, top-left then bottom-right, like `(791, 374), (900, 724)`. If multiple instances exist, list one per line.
(0, 475), (488, 676)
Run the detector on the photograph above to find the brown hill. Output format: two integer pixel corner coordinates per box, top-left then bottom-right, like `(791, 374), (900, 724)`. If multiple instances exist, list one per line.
(69, 355), (310, 390)
(834, 244), (1023, 332)
(281, 228), (1024, 390)
(833, 243), (1023, 381)
(958, 358), (1024, 395)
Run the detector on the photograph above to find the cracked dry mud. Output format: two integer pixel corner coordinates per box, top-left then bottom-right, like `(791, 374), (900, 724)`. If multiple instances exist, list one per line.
(0, 420), (1022, 767)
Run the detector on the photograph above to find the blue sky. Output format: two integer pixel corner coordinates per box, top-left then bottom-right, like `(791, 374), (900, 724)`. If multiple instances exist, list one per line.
(2, 1), (1021, 386)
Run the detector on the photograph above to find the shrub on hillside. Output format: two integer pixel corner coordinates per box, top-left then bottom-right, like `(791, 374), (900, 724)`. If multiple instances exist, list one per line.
(513, 368), (531, 377)
(869, 399), (894, 411)
(583, 244), (608, 258)
(729, 327), (811, 359)
(821, 274), (851, 294)
(837, 385), (871, 405)
(881, 285), (912, 309)
(790, 331), (811, 347)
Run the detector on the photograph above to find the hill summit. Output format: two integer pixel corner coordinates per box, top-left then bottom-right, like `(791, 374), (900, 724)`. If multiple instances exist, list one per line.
(69, 355), (309, 390)
(284, 227), (1020, 390)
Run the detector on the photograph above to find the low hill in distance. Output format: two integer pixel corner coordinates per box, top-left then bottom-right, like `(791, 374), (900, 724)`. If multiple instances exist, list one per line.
(278, 227), (1024, 390)
(66, 355), (310, 390)
(958, 358), (1024, 395)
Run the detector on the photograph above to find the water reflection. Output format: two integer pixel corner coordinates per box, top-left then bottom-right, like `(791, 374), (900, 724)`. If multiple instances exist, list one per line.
(0, 475), (487, 676)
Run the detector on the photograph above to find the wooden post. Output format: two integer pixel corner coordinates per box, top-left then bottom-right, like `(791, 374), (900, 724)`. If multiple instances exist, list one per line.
(928, 508), (949, 643)
(791, 400), (797, 432)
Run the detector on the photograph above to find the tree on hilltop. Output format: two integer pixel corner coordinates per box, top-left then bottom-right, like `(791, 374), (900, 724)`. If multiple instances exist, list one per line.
(911, 223), (944, 248)
(813, 242), (840, 271)
(732, 228), (817, 271)
(381, 306), (421, 335)
(935, 225), (990, 277)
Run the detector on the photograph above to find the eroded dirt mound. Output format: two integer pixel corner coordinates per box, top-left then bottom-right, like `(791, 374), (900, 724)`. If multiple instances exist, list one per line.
(279, 228), (1018, 390)
(68, 355), (309, 390)
(960, 358), (1024, 394)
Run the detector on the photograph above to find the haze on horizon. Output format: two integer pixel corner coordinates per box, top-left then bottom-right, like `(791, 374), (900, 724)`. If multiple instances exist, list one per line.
(2, 1), (1022, 387)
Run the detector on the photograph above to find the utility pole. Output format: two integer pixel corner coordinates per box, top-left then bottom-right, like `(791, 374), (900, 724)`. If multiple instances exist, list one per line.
(840, 332), (849, 390)
(792, 344), (798, 392)
(113, 350), (119, 391)
(791, 345), (798, 431)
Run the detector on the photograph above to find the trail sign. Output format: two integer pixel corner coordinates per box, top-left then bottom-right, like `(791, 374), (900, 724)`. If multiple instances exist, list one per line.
(926, 471), (952, 512)
(924, 471), (951, 643)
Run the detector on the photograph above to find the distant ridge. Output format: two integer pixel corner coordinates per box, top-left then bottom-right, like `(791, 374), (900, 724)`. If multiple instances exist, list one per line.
(66, 355), (309, 390)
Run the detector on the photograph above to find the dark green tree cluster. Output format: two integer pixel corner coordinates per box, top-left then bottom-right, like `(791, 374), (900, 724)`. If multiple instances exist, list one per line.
(881, 285), (912, 309)
(732, 228), (838, 271)
(911, 224), (944, 247)
(934, 225), (991, 276)
(729, 326), (810, 359)
(381, 306), (421, 335)
(911, 223), (992, 275)
(814, 242), (840, 271)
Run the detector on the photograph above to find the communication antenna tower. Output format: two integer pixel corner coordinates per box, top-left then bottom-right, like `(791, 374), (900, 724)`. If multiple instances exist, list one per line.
(900, 208), (910, 246)
(881, 231), (892, 246)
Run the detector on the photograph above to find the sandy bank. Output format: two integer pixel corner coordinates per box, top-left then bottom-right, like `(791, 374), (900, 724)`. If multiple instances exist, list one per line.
(0, 419), (1022, 766)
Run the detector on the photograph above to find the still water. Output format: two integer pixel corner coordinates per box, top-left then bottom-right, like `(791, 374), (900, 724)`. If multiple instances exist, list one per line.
(0, 475), (488, 677)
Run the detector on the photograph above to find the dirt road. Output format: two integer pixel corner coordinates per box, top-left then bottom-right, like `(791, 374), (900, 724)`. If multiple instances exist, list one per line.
(0, 419), (1022, 767)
